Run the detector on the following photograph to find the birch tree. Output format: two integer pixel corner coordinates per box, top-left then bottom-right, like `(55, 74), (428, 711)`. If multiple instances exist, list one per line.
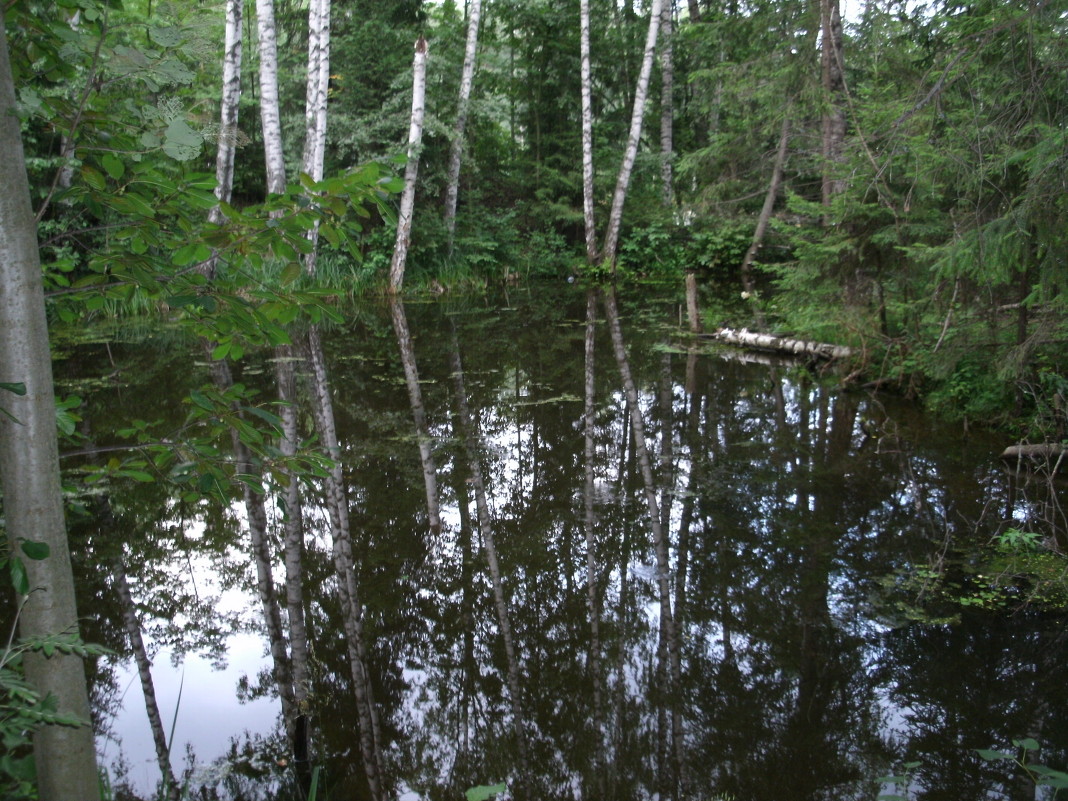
(0, 13), (99, 798)
(601, 0), (664, 269)
(389, 296), (442, 531)
(443, 0), (484, 251)
(389, 37), (429, 292)
(113, 555), (180, 801)
(256, 0), (286, 198)
(301, 0), (332, 273)
(204, 0), (243, 279)
(305, 327), (386, 801)
(579, 0), (598, 263)
(209, 0), (243, 225)
(449, 335), (531, 797)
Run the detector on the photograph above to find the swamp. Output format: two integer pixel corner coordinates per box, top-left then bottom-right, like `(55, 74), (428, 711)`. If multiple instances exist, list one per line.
(55, 285), (1068, 800)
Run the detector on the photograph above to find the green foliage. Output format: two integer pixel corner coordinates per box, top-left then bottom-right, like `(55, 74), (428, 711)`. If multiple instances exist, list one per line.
(466, 783), (508, 801)
(976, 738), (1068, 792)
(0, 613), (109, 801)
(877, 527), (1068, 624)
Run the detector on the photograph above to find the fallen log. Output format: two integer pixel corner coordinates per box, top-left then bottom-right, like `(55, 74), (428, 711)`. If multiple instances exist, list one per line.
(704, 327), (855, 361)
(1000, 443), (1066, 464)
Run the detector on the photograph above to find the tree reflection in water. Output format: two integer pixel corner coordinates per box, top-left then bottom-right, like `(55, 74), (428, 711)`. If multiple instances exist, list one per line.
(52, 287), (1068, 801)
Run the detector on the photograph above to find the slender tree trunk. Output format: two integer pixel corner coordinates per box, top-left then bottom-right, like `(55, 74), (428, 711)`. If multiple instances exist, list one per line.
(686, 0), (700, 21)
(0, 17), (100, 798)
(301, 0), (332, 274)
(304, 328), (386, 801)
(389, 38), (429, 293)
(820, 0), (846, 212)
(582, 290), (606, 796)
(602, 0), (665, 268)
(741, 113), (790, 305)
(580, 0), (598, 263)
(203, 0), (242, 281)
(210, 357), (299, 751)
(444, 0), (484, 251)
(388, 296), (441, 531)
(113, 556), (180, 801)
(685, 272), (702, 333)
(255, 0), (286, 198)
(209, 0), (243, 228)
(659, 0), (675, 208)
(274, 347), (313, 781)
(603, 287), (685, 788)
(449, 333), (530, 797)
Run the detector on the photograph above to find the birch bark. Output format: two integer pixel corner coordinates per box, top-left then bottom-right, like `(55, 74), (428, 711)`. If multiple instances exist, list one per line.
(603, 288), (684, 786)
(301, 0), (332, 273)
(580, 0), (598, 263)
(389, 38), (429, 292)
(449, 335), (530, 797)
(601, 0), (664, 268)
(305, 328), (386, 801)
(274, 348), (312, 777)
(113, 555), (180, 801)
(444, 0), (484, 250)
(0, 16), (99, 798)
(209, 0), (243, 225)
(583, 290), (605, 796)
(255, 0), (286, 197)
(389, 296), (442, 531)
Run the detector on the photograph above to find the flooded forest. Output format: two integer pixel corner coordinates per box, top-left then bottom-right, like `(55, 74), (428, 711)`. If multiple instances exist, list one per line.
(2, 0), (1068, 800)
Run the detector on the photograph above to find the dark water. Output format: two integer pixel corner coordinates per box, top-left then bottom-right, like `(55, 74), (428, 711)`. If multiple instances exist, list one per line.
(52, 285), (1068, 801)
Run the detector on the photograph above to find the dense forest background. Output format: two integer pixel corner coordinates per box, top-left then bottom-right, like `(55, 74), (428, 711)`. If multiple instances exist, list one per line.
(9, 0), (1068, 429)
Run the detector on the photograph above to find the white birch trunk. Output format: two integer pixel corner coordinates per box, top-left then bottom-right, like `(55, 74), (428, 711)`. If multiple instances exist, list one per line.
(389, 37), (429, 292)
(709, 327), (855, 361)
(444, 0), (484, 250)
(113, 556), (180, 801)
(255, 0), (286, 197)
(0, 16), (99, 797)
(601, 0), (664, 268)
(210, 0), (243, 220)
(388, 296), (441, 531)
(301, 0), (332, 273)
(580, 0), (598, 263)
(583, 291), (605, 795)
(204, 0), (243, 279)
(449, 339), (530, 796)
(305, 328), (386, 801)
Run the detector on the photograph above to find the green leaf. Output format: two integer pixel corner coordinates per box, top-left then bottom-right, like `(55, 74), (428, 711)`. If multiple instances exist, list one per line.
(1014, 738), (1040, 751)
(466, 784), (507, 801)
(101, 154), (124, 180)
(1, 382), (26, 396)
(81, 165), (105, 190)
(149, 25), (183, 47)
(19, 541), (50, 560)
(9, 558), (29, 595)
(188, 389), (214, 411)
(162, 118), (203, 161)
(280, 262), (302, 286)
(977, 749), (1014, 762)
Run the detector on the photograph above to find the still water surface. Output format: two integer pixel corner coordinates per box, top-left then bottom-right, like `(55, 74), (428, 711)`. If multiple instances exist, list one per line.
(56, 285), (1068, 800)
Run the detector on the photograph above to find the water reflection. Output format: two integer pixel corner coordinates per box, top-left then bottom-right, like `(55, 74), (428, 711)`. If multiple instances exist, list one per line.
(47, 286), (1068, 800)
